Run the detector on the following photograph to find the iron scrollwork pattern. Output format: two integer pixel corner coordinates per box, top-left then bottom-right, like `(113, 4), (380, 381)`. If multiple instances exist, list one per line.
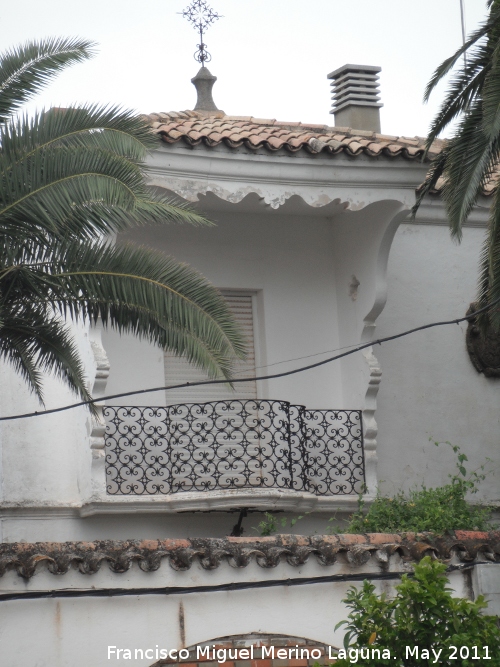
(179, 0), (222, 65)
(301, 409), (364, 495)
(104, 401), (364, 496)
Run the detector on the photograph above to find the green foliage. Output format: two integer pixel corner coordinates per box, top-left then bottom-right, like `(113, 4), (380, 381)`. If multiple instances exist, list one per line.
(413, 1), (500, 329)
(333, 557), (500, 667)
(0, 38), (246, 405)
(341, 443), (492, 535)
(0, 38), (97, 123)
(254, 512), (304, 536)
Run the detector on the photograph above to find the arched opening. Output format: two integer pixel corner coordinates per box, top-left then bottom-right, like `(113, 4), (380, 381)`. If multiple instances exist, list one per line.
(151, 633), (337, 667)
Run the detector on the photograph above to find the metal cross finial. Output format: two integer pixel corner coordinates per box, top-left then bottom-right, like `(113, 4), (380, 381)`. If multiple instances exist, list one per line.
(179, 0), (222, 65)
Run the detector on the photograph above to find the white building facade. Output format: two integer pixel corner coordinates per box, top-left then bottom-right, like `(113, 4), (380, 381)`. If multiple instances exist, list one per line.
(0, 65), (499, 667)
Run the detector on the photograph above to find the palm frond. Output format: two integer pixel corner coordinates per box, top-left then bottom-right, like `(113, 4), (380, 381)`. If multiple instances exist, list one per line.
(425, 43), (491, 150)
(0, 36), (243, 411)
(0, 37), (96, 123)
(412, 146), (450, 217)
(0, 305), (92, 408)
(423, 3), (500, 148)
(478, 187), (500, 329)
(423, 7), (500, 102)
(0, 144), (210, 243)
(440, 104), (499, 239)
(2, 239), (247, 381)
(418, 1), (500, 327)
(480, 39), (500, 138)
(0, 104), (157, 164)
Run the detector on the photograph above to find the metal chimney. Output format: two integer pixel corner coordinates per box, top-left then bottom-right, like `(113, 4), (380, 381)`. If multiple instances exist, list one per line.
(327, 64), (382, 132)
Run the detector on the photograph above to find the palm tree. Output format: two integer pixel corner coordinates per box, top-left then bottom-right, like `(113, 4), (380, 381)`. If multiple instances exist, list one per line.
(0, 37), (246, 408)
(413, 0), (500, 327)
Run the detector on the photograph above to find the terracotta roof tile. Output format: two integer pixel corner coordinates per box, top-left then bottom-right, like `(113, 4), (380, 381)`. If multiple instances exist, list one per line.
(398, 137), (420, 146)
(386, 143), (406, 154)
(374, 132), (399, 141)
(165, 128), (183, 140)
(206, 130), (222, 140)
(1, 532), (498, 580)
(366, 142), (384, 155)
(144, 111), (492, 196)
(345, 140), (364, 153)
(250, 117), (277, 125)
(247, 133), (264, 145)
(352, 129), (376, 139)
(267, 136), (285, 149)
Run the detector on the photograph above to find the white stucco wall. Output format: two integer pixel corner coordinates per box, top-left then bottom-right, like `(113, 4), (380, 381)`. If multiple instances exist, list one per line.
(375, 222), (500, 502)
(1, 139), (498, 540)
(0, 320), (96, 518)
(103, 207), (344, 411)
(0, 555), (484, 667)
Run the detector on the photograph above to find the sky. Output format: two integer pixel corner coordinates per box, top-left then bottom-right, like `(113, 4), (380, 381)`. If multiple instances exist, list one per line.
(0, 0), (491, 137)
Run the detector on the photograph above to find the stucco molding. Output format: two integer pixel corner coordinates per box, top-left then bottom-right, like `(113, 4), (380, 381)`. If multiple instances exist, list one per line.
(88, 324), (111, 500)
(412, 199), (490, 228)
(359, 205), (408, 496)
(0, 492), (368, 517)
(1, 532), (498, 580)
(147, 143), (429, 211)
(88, 326), (110, 459)
(78, 489), (365, 517)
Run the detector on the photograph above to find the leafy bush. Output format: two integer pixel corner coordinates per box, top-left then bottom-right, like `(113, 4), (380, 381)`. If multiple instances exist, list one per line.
(334, 556), (500, 667)
(256, 444), (493, 537)
(342, 443), (492, 534)
(254, 512), (304, 536)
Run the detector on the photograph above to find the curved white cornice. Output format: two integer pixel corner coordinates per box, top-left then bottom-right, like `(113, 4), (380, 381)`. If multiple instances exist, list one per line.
(147, 143), (430, 211)
(411, 199), (490, 227)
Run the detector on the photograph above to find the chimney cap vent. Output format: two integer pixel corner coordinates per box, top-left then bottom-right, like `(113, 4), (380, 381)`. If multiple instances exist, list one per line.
(327, 63), (381, 79)
(328, 64), (383, 114)
(327, 64), (383, 132)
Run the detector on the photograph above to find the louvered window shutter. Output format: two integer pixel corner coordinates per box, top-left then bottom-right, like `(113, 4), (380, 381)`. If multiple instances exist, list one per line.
(164, 291), (258, 405)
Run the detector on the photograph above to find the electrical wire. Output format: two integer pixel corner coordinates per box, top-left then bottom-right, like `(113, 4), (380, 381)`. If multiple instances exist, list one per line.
(1, 298), (498, 422)
(0, 560), (494, 602)
(229, 341), (363, 377)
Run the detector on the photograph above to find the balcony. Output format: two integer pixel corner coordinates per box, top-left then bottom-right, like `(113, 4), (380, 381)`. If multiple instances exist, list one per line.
(104, 400), (365, 497)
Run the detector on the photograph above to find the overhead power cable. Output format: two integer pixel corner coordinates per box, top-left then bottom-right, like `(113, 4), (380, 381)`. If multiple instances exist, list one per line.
(229, 341), (363, 376)
(0, 298), (498, 423)
(0, 560), (493, 602)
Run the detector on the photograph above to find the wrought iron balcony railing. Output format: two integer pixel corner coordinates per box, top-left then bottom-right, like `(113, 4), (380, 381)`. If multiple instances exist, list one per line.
(104, 400), (364, 496)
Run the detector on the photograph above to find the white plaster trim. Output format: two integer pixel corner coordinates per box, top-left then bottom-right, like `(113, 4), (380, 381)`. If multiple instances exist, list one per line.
(411, 200), (490, 227)
(0, 492), (368, 517)
(147, 143), (429, 211)
(88, 323), (110, 499)
(79, 490), (367, 516)
(0, 506), (81, 519)
(360, 207), (409, 497)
